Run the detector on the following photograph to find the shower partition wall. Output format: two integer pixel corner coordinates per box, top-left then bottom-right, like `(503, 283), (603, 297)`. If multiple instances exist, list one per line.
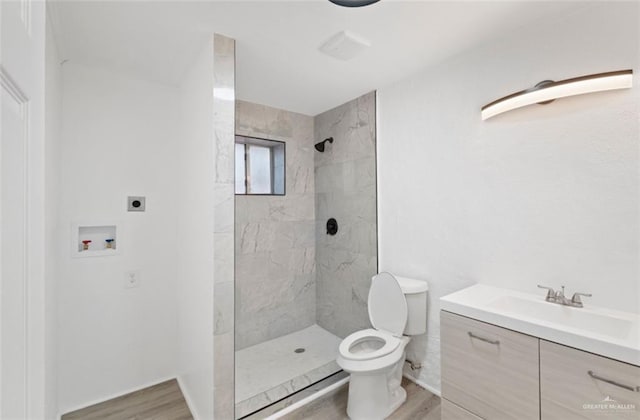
(315, 91), (378, 338)
(234, 92), (377, 418)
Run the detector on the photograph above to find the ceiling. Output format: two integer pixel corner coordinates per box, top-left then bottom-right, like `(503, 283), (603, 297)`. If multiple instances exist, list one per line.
(49, 0), (586, 116)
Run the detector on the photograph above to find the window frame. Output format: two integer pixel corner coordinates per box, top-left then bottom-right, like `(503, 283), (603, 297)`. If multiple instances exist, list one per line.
(235, 135), (286, 196)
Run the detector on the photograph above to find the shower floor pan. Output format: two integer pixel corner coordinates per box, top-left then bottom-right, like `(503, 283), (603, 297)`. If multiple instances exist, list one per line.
(235, 324), (342, 419)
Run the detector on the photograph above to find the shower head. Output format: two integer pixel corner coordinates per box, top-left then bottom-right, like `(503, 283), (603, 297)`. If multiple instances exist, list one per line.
(315, 137), (334, 152)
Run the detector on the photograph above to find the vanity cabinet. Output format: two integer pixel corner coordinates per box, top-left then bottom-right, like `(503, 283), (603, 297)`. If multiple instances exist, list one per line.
(441, 310), (640, 420)
(441, 399), (482, 420)
(441, 311), (540, 420)
(540, 340), (640, 420)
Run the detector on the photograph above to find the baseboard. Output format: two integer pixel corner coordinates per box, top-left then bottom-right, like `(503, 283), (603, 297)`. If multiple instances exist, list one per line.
(176, 376), (200, 420)
(57, 375), (177, 418)
(402, 373), (441, 397)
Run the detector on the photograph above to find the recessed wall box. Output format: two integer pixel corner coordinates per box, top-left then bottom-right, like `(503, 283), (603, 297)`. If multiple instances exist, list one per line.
(71, 222), (121, 258)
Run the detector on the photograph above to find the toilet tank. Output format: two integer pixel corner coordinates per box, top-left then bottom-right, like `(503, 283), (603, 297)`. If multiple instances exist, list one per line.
(395, 276), (428, 336)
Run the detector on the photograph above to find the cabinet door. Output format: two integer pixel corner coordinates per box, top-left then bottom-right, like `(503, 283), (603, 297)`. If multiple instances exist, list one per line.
(442, 399), (483, 420)
(441, 311), (540, 420)
(540, 340), (640, 420)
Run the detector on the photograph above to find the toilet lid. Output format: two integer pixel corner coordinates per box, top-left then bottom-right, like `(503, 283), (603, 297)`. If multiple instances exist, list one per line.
(368, 272), (408, 337)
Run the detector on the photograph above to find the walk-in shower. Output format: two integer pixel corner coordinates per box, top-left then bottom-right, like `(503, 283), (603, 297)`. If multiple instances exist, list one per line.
(234, 92), (377, 418)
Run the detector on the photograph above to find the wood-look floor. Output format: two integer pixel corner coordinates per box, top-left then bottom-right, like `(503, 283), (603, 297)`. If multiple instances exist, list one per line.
(281, 377), (441, 420)
(61, 379), (193, 420)
(61, 377), (438, 420)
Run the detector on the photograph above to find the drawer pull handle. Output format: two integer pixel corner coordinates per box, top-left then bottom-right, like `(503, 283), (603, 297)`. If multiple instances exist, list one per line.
(467, 332), (500, 345)
(588, 370), (640, 392)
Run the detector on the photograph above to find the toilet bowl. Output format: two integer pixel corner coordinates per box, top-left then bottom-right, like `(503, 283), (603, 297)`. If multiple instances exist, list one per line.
(338, 329), (409, 372)
(337, 272), (428, 420)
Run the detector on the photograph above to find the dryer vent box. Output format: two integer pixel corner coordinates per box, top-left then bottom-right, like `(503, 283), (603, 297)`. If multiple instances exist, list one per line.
(319, 30), (371, 61)
(128, 196), (146, 212)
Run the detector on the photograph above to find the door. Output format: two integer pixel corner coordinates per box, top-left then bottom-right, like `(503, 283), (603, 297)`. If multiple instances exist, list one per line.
(1, 0), (47, 418)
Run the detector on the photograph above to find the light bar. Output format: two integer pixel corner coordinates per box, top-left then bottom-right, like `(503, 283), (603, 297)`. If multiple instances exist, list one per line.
(481, 69), (633, 121)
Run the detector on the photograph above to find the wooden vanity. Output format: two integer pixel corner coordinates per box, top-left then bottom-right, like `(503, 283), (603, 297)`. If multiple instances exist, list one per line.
(441, 311), (640, 420)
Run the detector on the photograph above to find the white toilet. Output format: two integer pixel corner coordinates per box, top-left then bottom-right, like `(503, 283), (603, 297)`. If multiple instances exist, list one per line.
(337, 272), (428, 420)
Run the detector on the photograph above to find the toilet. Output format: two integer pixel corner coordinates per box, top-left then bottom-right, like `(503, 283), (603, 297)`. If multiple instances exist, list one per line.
(337, 272), (428, 420)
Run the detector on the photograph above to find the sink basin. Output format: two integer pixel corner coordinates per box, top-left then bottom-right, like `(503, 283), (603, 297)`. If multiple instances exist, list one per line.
(440, 284), (640, 365)
(488, 295), (633, 340)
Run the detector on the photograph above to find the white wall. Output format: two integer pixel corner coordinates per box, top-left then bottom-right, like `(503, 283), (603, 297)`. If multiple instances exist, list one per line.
(57, 63), (181, 413)
(45, 17), (63, 419)
(378, 3), (639, 394)
(175, 40), (215, 420)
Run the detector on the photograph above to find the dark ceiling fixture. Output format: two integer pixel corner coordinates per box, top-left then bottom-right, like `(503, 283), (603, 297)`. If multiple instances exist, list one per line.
(329, 0), (380, 7)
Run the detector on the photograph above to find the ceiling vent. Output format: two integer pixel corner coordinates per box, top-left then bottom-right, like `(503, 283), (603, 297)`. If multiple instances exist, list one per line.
(318, 30), (371, 61)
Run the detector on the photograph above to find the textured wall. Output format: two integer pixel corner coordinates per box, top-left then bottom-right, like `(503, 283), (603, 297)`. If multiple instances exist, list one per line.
(315, 92), (378, 339)
(235, 100), (316, 350)
(378, 2), (639, 395)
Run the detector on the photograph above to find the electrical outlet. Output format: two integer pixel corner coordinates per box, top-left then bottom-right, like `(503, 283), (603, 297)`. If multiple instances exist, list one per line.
(124, 270), (140, 288)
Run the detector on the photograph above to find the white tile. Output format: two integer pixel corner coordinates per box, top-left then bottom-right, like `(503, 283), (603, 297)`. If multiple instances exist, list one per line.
(235, 324), (342, 414)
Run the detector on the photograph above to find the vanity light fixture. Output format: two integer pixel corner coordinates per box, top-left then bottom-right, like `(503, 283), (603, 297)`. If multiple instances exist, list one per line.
(481, 69), (633, 121)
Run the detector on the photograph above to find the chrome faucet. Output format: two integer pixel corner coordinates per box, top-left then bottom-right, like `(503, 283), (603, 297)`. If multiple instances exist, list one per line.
(537, 285), (592, 308)
(555, 286), (571, 305)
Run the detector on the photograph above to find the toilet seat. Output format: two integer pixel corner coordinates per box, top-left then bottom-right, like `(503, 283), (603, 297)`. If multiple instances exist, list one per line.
(339, 329), (401, 361)
(368, 272), (407, 337)
(336, 273), (427, 420)
(338, 273), (409, 363)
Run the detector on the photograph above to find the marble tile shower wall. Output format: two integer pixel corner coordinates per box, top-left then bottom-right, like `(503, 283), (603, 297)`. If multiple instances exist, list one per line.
(235, 100), (316, 350)
(213, 34), (236, 420)
(314, 91), (378, 339)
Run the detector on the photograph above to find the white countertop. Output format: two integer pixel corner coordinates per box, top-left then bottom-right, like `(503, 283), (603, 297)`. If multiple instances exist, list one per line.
(440, 284), (640, 366)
